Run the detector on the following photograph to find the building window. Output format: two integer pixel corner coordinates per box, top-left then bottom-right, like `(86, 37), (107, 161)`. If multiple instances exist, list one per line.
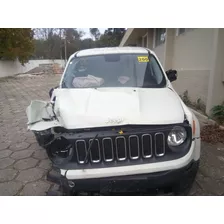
(176, 28), (193, 36)
(154, 28), (166, 47)
(179, 28), (186, 35)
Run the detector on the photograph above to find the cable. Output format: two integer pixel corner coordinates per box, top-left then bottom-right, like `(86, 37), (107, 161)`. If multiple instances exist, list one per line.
(84, 134), (98, 164)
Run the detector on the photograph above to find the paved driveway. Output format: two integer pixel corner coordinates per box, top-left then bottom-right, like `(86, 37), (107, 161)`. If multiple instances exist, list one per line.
(0, 75), (224, 195)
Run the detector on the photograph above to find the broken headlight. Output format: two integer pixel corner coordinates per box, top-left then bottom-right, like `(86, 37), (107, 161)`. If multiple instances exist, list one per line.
(167, 126), (187, 146)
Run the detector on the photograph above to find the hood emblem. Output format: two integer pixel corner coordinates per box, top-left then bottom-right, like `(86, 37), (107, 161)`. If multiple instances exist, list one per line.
(106, 118), (124, 125)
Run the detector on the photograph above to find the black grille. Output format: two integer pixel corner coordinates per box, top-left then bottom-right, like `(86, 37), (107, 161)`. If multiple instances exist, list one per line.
(56, 123), (192, 170)
(74, 133), (166, 164)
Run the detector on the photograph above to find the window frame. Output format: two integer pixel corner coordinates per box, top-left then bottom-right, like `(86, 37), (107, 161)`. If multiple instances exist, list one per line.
(176, 28), (193, 36)
(153, 28), (166, 48)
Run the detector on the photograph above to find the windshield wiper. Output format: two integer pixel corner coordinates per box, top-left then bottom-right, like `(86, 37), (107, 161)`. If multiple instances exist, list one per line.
(84, 134), (98, 164)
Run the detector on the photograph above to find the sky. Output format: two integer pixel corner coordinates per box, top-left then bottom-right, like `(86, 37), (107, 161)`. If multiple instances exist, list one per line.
(78, 28), (106, 39)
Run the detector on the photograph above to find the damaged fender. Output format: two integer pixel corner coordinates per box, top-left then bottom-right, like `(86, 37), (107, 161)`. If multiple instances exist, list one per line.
(26, 100), (61, 131)
(26, 100), (73, 166)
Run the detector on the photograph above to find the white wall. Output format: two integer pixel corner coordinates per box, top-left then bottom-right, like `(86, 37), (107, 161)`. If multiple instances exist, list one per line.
(0, 59), (66, 78)
(153, 44), (165, 67)
(172, 29), (214, 70)
(206, 28), (224, 114)
(171, 28), (214, 103)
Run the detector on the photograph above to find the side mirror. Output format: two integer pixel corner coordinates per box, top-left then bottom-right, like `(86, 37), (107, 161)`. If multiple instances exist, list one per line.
(166, 69), (177, 82)
(49, 88), (54, 98)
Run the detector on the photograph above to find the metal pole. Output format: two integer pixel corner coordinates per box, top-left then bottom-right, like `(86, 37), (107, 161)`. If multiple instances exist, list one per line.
(64, 37), (67, 64)
(59, 29), (62, 60)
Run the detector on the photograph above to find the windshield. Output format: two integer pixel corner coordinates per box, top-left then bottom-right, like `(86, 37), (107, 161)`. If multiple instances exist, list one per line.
(61, 53), (166, 88)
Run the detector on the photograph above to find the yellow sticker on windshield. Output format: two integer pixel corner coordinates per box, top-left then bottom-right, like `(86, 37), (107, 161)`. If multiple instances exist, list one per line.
(137, 56), (149, 62)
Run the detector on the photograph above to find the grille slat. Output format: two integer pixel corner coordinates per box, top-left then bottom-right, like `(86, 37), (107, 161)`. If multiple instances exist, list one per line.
(141, 134), (152, 158)
(89, 139), (101, 163)
(115, 136), (127, 161)
(75, 132), (166, 164)
(102, 138), (114, 162)
(155, 133), (165, 157)
(75, 140), (87, 164)
(129, 135), (140, 160)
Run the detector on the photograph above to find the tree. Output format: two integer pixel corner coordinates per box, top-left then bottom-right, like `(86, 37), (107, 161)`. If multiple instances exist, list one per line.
(33, 39), (47, 59)
(95, 28), (126, 47)
(33, 28), (61, 59)
(33, 28), (85, 59)
(32, 28), (126, 60)
(63, 28), (84, 59)
(80, 38), (95, 49)
(0, 28), (34, 65)
(89, 28), (100, 40)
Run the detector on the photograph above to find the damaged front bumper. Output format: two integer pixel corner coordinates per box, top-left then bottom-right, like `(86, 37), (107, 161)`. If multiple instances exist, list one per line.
(47, 160), (199, 195)
(33, 123), (195, 195)
(27, 100), (199, 196)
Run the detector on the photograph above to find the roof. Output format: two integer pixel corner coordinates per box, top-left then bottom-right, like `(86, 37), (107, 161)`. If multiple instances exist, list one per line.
(74, 47), (149, 57)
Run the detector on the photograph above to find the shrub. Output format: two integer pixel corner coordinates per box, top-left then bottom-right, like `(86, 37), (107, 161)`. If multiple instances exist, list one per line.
(181, 90), (191, 105)
(211, 102), (224, 125)
(193, 98), (206, 113)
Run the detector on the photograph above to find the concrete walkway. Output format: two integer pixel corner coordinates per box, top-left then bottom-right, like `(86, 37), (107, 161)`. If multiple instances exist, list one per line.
(0, 74), (224, 195)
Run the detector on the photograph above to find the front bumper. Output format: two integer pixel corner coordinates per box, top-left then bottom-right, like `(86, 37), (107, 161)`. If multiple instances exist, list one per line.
(48, 160), (199, 195)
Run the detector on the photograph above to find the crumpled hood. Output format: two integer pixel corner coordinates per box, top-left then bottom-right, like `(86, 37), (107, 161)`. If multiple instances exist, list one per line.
(53, 87), (185, 129)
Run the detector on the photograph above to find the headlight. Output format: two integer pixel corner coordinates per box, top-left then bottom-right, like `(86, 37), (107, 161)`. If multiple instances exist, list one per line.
(167, 126), (187, 146)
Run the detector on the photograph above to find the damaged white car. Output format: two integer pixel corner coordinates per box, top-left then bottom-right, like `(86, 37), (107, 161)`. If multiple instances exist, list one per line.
(26, 47), (201, 195)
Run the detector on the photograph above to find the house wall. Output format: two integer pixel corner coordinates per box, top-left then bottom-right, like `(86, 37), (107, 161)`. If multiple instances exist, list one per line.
(206, 28), (224, 113)
(172, 29), (213, 70)
(147, 29), (154, 48)
(0, 59), (65, 78)
(171, 29), (214, 104)
(153, 44), (165, 67)
(172, 70), (210, 104)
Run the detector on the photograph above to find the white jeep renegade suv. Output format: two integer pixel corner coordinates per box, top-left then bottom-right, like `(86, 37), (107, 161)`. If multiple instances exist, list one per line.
(27, 47), (201, 195)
